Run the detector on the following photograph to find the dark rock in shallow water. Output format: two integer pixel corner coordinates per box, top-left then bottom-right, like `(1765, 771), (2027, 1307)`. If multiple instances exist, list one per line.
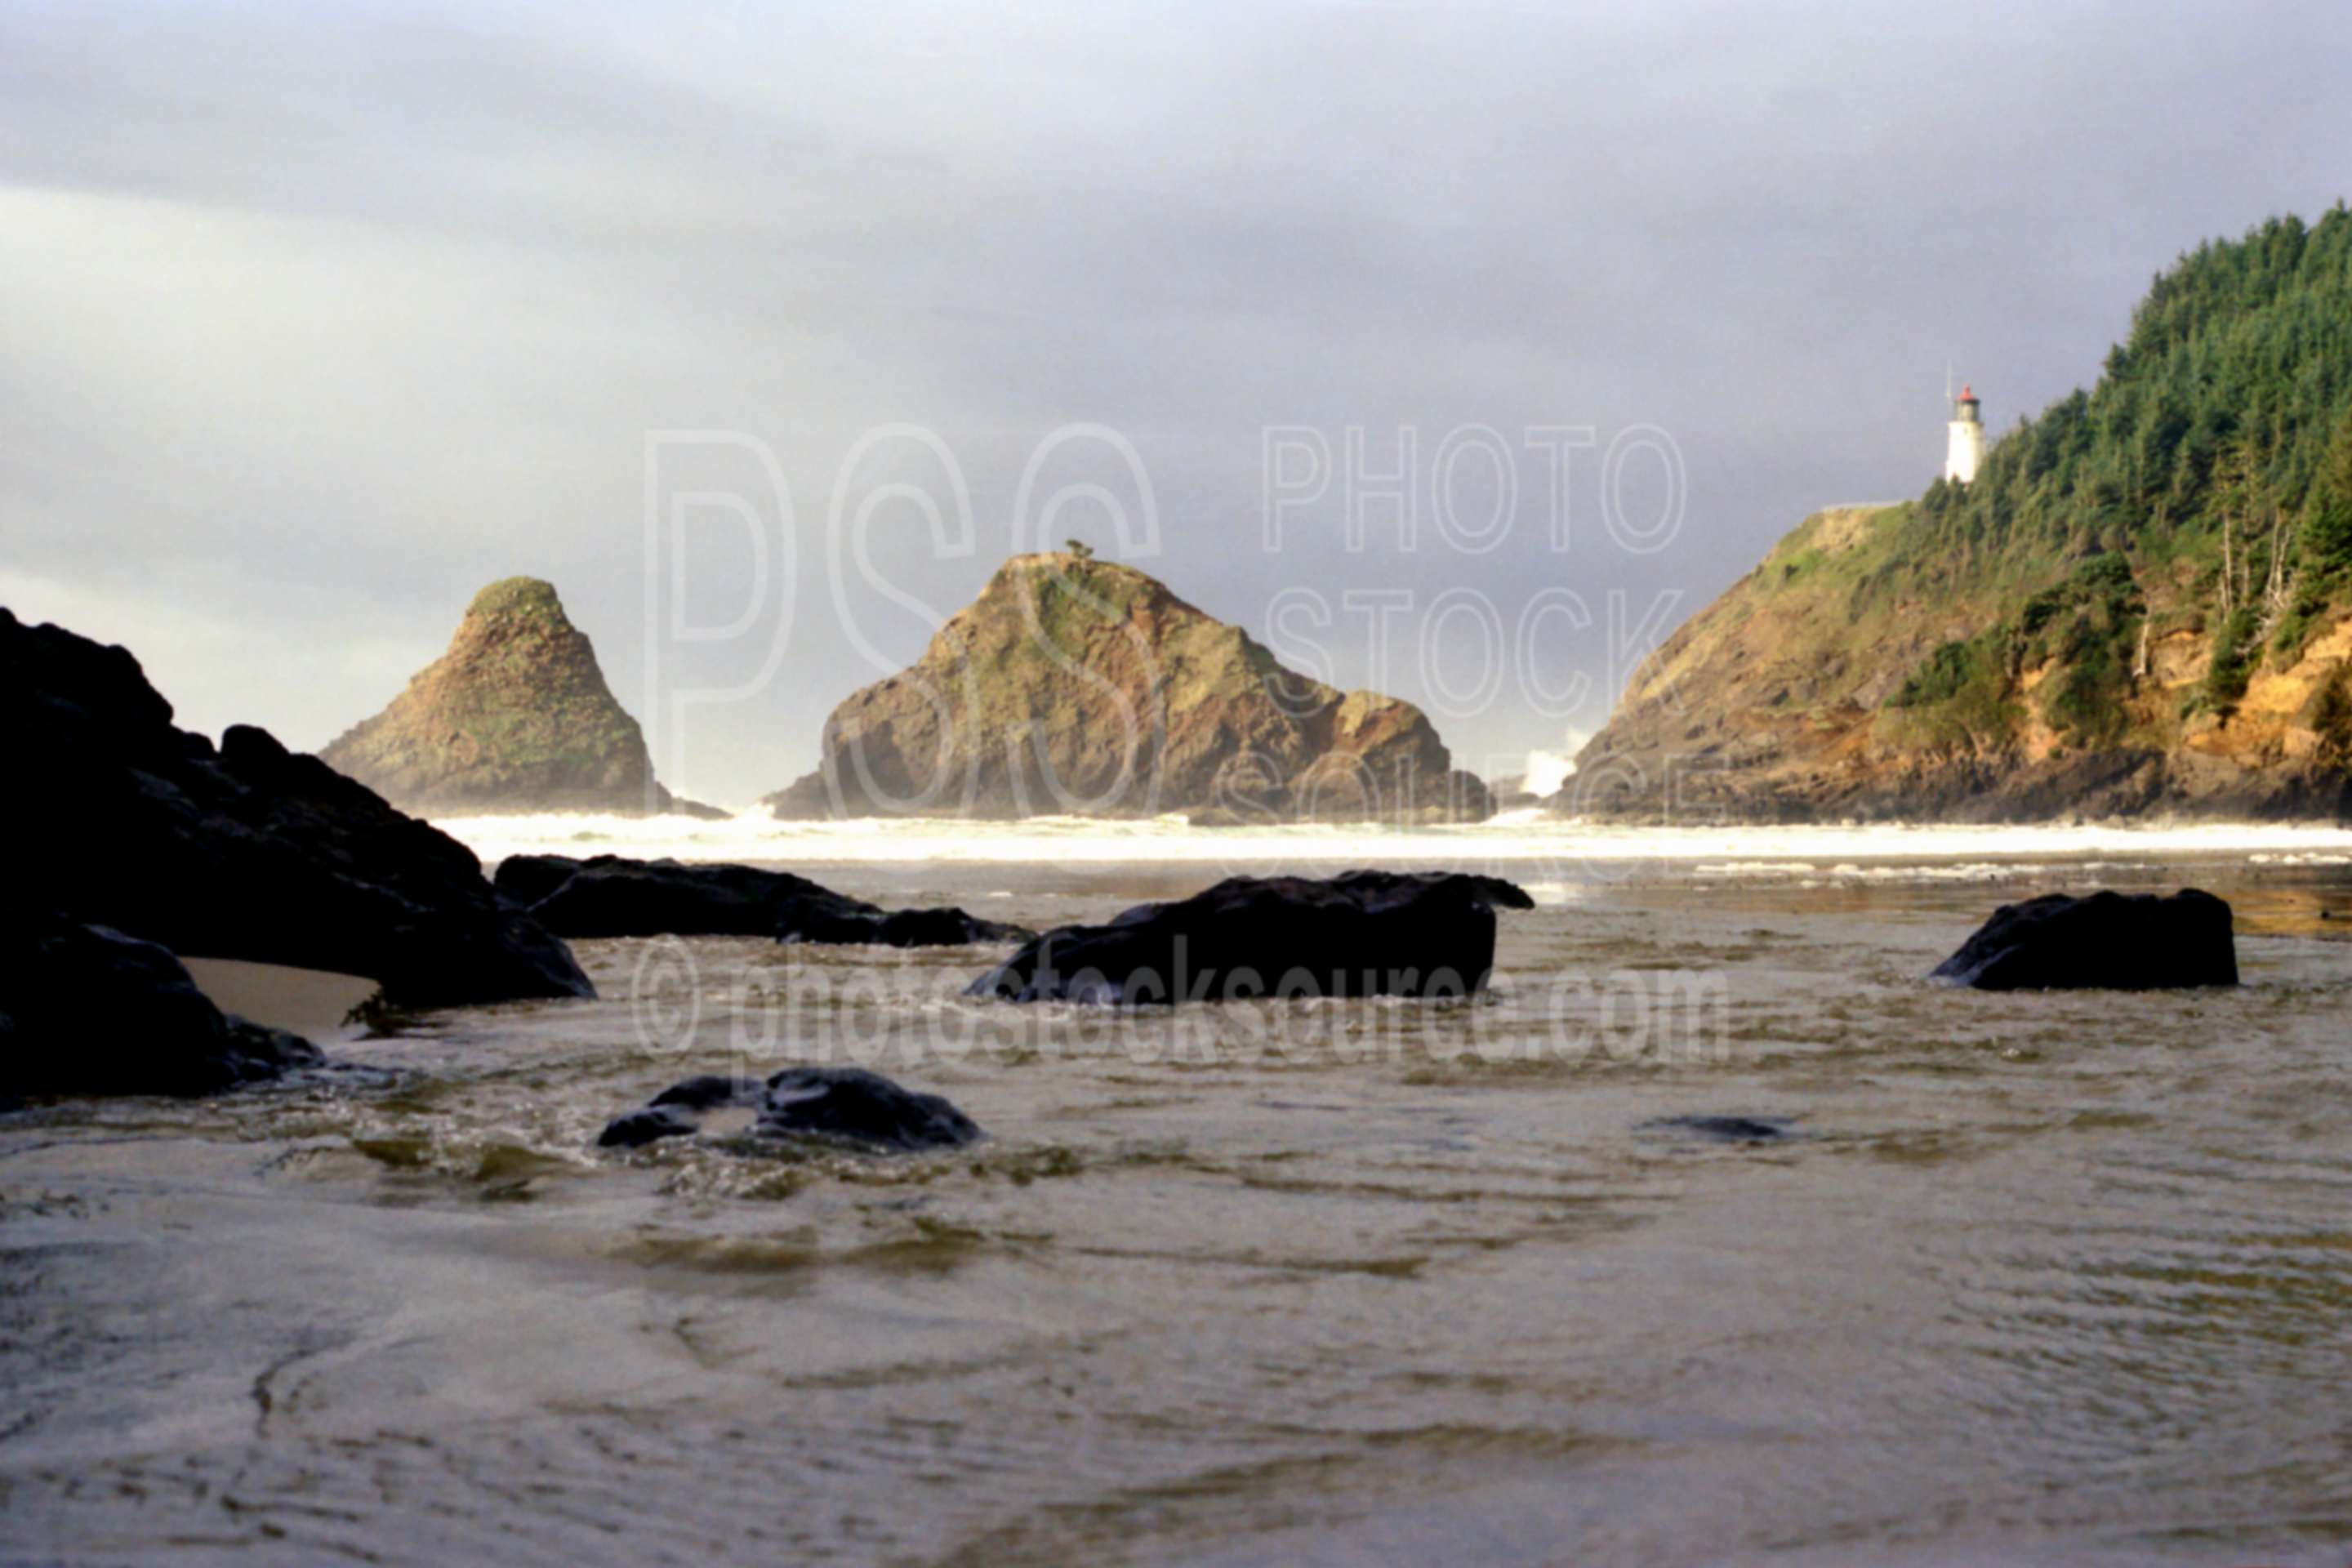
(599, 1067), (982, 1152)
(3, 608), (592, 1008)
(854, 905), (1031, 947)
(596, 1104), (704, 1149)
(1931, 889), (2238, 991)
(488, 853), (599, 911)
(495, 855), (799, 937)
(966, 870), (1535, 1004)
(1641, 1114), (1795, 1144)
(2, 911), (321, 1098)
(497, 853), (1031, 947)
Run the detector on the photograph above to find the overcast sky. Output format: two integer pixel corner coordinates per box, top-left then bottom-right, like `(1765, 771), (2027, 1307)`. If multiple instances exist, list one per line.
(5, 0), (2349, 806)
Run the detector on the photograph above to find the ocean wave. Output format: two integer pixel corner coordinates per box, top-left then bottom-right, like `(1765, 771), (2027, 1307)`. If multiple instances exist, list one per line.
(430, 809), (2352, 875)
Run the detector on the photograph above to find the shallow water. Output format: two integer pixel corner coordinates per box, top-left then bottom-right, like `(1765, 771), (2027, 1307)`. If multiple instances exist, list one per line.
(7, 826), (2352, 1565)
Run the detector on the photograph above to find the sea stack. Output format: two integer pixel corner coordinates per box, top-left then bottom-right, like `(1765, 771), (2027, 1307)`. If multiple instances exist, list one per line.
(322, 577), (717, 817)
(764, 551), (1492, 822)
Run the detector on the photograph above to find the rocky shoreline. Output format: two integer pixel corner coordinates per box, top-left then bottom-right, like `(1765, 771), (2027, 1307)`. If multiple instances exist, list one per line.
(3, 605), (594, 1099)
(1561, 743), (2352, 826)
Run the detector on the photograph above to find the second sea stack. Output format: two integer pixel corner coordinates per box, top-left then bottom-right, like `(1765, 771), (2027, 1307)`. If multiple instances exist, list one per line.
(765, 552), (1493, 822)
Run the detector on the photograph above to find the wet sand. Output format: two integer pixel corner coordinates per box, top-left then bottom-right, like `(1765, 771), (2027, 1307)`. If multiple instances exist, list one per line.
(179, 957), (381, 1040)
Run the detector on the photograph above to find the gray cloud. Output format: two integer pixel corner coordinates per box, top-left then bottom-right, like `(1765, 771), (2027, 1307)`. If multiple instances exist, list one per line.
(4, 0), (2347, 803)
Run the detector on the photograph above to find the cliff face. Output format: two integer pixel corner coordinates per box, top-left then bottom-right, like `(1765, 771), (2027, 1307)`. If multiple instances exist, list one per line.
(323, 578), (713, 817)
(766, 553), (1490, 822)
(1569, 503), (2352, 823)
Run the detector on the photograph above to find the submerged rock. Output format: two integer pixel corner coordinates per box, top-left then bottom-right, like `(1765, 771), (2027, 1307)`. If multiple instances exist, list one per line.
(764, 552), (1493, 822)
(3, 606), (592, 1008)
(1931, 889), (2238, 991)
(599, 1067), (982, 1153)
(2, 911), (321, 1098)
(321, 577), (724, 818)
(966, 869), (1535, 1004)
(495, 854), (1031, 946)
(1641, 1114), (1796, 1144)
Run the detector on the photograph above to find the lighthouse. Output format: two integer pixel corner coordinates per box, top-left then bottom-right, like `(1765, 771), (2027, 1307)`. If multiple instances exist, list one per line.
(1944, 382), (1984, 483)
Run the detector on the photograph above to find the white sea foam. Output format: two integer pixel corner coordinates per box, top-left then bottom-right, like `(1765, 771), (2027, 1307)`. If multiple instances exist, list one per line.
(434, 808), (2352, 875)
(1513, 881), (1595, 906)
(1514, 726), (1590, 797)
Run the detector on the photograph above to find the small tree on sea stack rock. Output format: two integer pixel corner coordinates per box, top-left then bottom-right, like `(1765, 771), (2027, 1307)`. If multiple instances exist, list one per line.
(1066, 539), (1094, 560)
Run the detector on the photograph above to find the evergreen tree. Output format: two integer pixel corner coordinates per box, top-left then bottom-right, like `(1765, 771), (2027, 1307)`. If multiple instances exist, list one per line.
(1875, 206), (2352, 742)
(2303, 404), (2352, 577)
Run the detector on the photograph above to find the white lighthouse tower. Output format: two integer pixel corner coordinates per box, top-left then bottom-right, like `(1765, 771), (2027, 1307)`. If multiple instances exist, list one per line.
(1944, 381), (1984, 483)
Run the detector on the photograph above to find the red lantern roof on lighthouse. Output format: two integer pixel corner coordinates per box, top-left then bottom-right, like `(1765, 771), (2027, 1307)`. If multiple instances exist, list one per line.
(1960, 384), (1976, 400)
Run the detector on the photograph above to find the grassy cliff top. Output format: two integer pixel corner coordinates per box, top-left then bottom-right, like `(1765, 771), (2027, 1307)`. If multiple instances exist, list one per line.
(466, 577), (570, 622)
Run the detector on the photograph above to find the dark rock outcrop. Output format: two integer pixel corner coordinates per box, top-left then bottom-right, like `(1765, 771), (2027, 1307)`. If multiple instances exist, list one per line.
(3, 606), (592, 1008)
(765, 552), (1492, 823)
(494, 854), (1031, 946)
(1931, 889), (2238, 990)
(321, 577), (723, 818)
(2, 911), (320, 1098)
(599, 1067), (982, 1152)
(966, 870), (1535, 1004)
